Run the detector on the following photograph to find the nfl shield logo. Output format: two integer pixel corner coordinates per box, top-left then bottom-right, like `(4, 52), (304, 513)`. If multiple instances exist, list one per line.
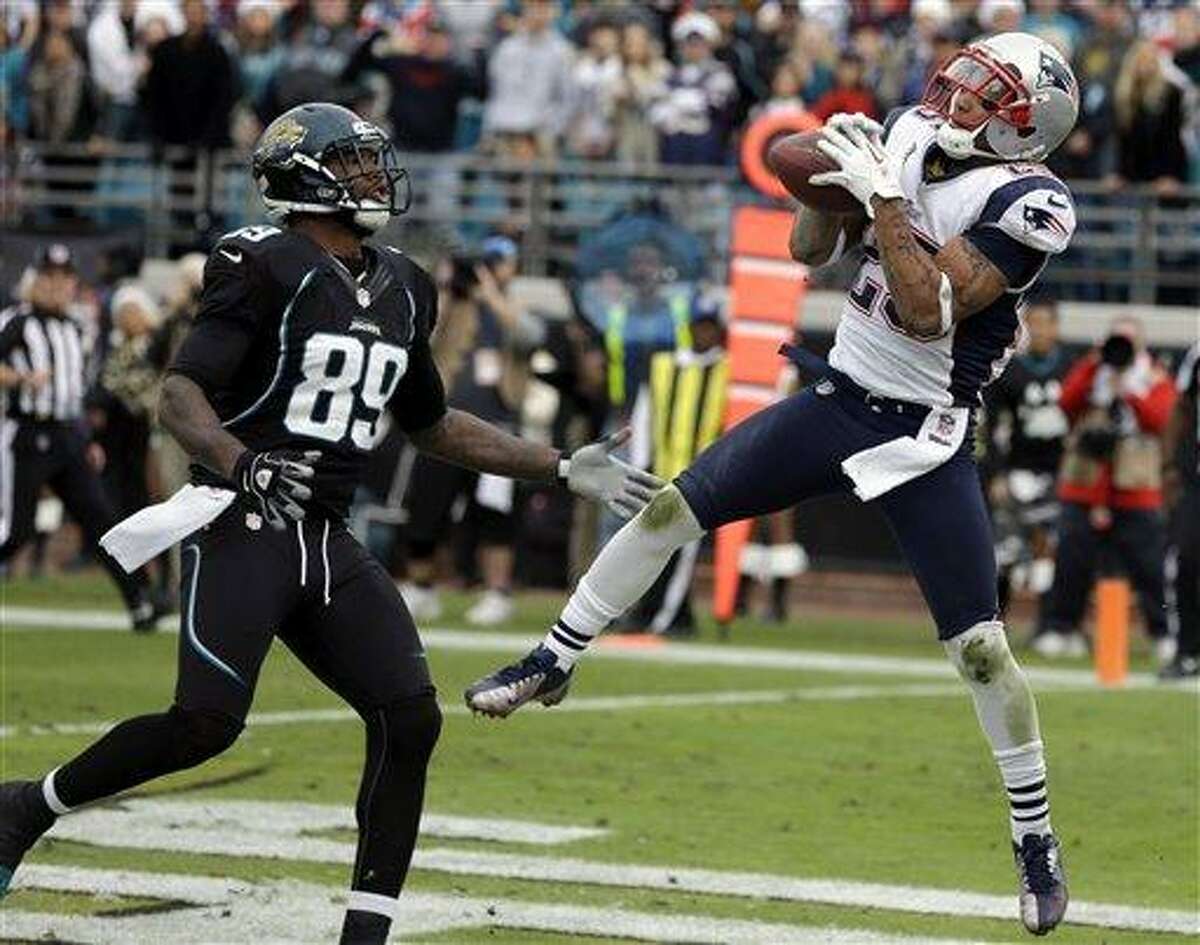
(357, 287), (371, 307)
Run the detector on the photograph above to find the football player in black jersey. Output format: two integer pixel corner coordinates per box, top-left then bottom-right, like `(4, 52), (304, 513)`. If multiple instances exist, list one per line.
(0, 103), (662, 945)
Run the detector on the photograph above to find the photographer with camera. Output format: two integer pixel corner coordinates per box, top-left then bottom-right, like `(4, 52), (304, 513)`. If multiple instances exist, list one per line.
(1045, 316), (1178, 663)
(399, 236), (545, 626)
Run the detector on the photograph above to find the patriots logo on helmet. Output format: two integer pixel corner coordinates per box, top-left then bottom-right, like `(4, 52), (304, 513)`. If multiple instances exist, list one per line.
(1037, 50), (1074, 94)
(1023, 204), (1069, 238)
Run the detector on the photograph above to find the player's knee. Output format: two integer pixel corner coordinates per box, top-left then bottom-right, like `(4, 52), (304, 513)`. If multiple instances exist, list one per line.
(377, 691), (442, 766)
(168, 705), (244, 768)
(635, 485), (704, 549)
(943, 620), (1019, 686)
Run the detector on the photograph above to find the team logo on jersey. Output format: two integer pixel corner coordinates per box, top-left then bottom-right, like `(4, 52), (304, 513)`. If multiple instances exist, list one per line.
(349, 317), (381, 336)
(356, 287), (371, 308)
(245, 512), (263, 531)
(1037, 50), (1074, 94)
(1023, 204), (1069, 238)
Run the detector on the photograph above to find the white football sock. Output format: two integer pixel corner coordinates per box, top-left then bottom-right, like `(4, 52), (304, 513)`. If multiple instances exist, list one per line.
(545, 486), (704, 668)
(945, 621), (1052, 843)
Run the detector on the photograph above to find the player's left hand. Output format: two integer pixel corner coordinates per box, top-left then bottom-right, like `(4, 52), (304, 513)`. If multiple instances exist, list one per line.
(563, 428), (665, 519)
(812, 117), (905, 219)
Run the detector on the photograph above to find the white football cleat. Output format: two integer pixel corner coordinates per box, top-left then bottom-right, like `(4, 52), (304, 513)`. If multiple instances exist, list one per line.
(466, 589), (515, 626)
(1031, 631), (1067, 658)
(398, 582), (442, 621)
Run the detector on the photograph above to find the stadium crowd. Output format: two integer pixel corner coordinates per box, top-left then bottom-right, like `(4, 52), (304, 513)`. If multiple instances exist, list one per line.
(1, 0), (1198, 189)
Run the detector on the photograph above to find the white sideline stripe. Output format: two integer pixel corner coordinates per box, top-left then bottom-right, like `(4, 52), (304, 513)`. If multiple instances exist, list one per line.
(41, 798), (606, 847)
(45, 801), (1200, 936)
(11, 865), (990, 945)
(0, 684), (980, 740)
(5, 605), (1191, 692)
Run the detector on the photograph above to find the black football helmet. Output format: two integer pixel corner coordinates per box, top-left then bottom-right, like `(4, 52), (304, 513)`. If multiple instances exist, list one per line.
(252, 102), (411, 233)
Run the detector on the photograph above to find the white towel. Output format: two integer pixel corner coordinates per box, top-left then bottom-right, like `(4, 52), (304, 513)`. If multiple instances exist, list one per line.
(101, 484), (237, 572)
(841, 406), (969, 502)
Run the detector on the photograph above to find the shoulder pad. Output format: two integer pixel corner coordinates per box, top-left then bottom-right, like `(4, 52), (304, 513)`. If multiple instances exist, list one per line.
(976, 175), (1075, 255)
(215, 224), (284, 250)
(378, 244), (439, 335)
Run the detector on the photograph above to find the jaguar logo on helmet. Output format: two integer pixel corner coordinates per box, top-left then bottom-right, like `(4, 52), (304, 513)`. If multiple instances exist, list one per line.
(259, 116), (307, 154)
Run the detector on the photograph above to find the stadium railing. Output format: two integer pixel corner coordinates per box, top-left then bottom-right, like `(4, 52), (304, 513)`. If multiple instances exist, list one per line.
(5, 141), (1199, 304)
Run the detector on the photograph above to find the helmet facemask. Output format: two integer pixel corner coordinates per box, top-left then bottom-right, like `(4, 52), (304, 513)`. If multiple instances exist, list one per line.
(320, 132), (412, 233)
(922, 45), (1035, 161)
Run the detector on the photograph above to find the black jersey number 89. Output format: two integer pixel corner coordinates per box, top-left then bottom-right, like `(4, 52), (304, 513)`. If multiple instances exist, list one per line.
(285, 333), (408, 449)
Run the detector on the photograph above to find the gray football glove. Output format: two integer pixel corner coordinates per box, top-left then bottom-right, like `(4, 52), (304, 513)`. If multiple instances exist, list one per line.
(563, 428), (664, 519)
(233, 448), (319, 530)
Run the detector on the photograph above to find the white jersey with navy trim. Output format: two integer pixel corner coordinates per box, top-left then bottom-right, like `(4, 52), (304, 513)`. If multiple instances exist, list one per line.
(828, 107), (1077, 408)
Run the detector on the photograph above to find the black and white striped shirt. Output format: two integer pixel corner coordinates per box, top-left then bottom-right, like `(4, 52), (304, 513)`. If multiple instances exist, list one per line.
(0, 304), (88, 422)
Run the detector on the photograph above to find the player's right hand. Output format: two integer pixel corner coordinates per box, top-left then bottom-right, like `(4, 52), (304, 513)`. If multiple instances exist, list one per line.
(233, 449), (319, 530)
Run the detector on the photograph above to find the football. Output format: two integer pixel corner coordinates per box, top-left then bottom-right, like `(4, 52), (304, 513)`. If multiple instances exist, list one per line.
(766, 130), (863, 214)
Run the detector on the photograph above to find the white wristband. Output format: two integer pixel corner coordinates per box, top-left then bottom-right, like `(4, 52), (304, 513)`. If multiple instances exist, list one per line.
(937, 272), (954, 335)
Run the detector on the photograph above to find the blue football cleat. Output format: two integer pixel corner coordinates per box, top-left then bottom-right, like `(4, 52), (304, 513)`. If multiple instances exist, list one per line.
(0, 780), (55, 898)
(464, 644), (573, 718)
(1013, 832), (1068, 935)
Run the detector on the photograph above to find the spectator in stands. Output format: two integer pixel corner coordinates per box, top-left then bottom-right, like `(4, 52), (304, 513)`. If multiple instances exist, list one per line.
(811, 50), (879, 122)
(345, 15), (477, 154)
(747, 0), (799, 95)
(231, 0), (284, 143)
(1160, 343), (1199, 680)
(144, 0), (234, 149)
(1174, 5), (1200, 87)
(401, 237), (543, 626)
(612, 18), (669, 165)
(752, 59), (807, 116)
(705, 0), (767, 127)
(1, 7), (38, 141)
(1023, 0), (1081, 59)
(87, 0), (144, 141)
(1047, 316), (1178, 663)
(788, 19), (835, 103)
(1059, 1), (1131, 181)
(565, 18), (622, 158)
(261, 0), (363, 120)
(37, 0), (86, 63)
(26, 25), (95, 146)
(896, 0), (956, 106)
(976, 0), (1025, 36)
(650, 12), (737, 165)
(1112, 40), (1190, 195)
(482, 0), (573, 159)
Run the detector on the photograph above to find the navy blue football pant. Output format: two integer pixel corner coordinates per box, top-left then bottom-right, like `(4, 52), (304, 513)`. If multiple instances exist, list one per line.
(676, 380), (998, 640)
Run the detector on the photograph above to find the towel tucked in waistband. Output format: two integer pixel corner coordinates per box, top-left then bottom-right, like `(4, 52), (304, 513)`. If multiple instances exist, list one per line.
(101, 484), (237, 572)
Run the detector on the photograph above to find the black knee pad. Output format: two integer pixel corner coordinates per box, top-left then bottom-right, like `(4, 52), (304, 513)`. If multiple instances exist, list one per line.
(167, 705), (243, 769)
(372, 691), (442, 766)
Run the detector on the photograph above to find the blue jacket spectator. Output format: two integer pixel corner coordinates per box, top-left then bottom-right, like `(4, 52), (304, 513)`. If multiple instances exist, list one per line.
(651, 12), (737, 165)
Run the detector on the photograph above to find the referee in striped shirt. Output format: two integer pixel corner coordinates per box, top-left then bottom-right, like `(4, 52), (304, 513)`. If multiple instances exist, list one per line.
(0, 244), (163, 630)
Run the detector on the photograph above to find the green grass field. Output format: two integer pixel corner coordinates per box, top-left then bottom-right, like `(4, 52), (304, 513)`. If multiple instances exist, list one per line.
(1, 572), (1197, 944)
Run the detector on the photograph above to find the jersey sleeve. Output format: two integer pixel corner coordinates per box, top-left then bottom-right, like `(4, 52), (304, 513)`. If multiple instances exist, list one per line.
(389, 335), (446, 433)
(974, 176), (1076, 256)
(168, 246), (263, 393)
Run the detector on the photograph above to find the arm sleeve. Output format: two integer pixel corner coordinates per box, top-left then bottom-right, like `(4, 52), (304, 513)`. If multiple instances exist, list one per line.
(962, 225), (1049, 290)
(167, 248), (262, 394)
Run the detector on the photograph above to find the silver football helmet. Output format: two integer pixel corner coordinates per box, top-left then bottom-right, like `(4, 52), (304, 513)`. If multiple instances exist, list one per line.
(921, 31), (1079, 163)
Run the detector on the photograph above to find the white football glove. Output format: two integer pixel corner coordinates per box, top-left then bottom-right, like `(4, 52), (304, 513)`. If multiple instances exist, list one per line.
(563, 428), (664, 519)
(811, 118), (906, 219)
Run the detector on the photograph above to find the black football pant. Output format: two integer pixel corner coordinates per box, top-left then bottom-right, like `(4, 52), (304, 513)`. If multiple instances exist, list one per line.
(1172, 486), (1200, 658)
(50, 502), (442, 931)
(0, 420), (148, 609)
(1045, 502), (1169, 638)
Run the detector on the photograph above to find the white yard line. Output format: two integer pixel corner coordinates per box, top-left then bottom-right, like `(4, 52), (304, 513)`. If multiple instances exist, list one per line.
(8, 865), (995, 945)
(0, 684), (978, 741)
(3, 604), (1189, 691)
(43, 800), (1200, 936)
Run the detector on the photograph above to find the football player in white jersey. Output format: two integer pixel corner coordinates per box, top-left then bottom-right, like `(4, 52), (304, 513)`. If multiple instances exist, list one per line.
(467, 32), (1077, 936)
